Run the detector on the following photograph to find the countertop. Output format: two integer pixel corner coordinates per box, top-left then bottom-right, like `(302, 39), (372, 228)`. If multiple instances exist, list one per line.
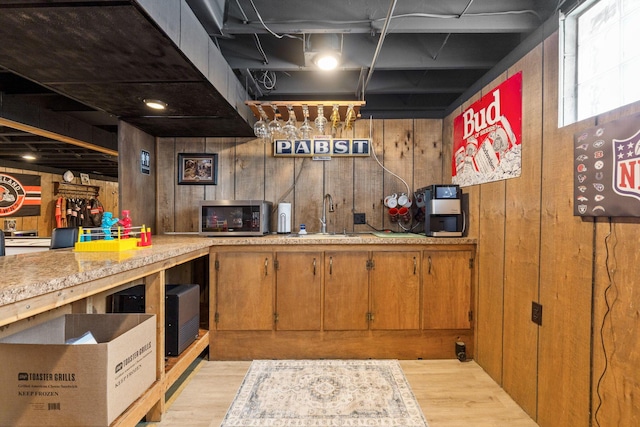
(0, 233), (475, 309)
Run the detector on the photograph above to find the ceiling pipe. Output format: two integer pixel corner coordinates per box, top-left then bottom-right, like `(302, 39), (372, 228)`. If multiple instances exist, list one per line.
(361, 0), (398, 100)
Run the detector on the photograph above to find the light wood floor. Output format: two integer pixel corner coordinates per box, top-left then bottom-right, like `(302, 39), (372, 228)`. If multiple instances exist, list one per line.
(145, 359), (538, 427)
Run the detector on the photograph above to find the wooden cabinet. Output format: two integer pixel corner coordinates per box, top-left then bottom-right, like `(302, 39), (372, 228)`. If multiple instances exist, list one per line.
(275, 251), (322, 331)
(210, 242), (475, 360)
(323, 251), (369, 330)
(215, 251), (274, 331)
(422, 250), (473, 329)
(370, 250), (420, 330)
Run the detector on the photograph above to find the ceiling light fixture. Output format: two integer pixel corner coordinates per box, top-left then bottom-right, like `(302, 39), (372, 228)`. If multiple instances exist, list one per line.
(314, 52), (341, 71)
(21, 154), (37, 160)
(304, 34), (343, 71)
(143, 99), (167, 110)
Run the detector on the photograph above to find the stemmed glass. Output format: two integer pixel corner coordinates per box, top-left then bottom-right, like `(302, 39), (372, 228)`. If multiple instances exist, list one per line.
(344, 104), (356, 130)
(299, 105), (313, 139)
(314, 104), (328, 135)
(282, 106), (299, 140)
(268, 107), (283, 140)
(253, 105), (270, 141)
(330, 104), (341, 131)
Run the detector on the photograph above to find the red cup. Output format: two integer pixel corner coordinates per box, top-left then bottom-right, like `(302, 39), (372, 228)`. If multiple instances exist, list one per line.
(388, 207), (399, 223)
(398, 206), (411, 223)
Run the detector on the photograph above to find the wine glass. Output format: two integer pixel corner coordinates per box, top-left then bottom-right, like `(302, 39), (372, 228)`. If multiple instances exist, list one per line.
(314, 104), (327, 135)
(253, 105), (270, 141)
(282, 107), (299, 139)
(268, 113), (283, 139)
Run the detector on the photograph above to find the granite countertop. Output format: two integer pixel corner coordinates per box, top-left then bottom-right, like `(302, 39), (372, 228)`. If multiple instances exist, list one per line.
(0, 233), (475, 309)
(168, 232), (476, 246)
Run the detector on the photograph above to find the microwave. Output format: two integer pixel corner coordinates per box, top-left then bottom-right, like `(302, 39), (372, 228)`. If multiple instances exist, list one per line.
(198, 200), (272, 236)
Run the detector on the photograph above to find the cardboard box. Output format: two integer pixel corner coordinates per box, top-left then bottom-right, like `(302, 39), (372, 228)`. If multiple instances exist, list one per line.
(0, 314), (156, 426)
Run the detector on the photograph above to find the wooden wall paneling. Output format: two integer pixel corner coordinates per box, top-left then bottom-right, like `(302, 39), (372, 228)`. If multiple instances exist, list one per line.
(325, 156), (354, 234)
(353, 118), (384, 232)
(382, 119), (414, 230)
(441, 118), (454, 186)
(295, 157), (323, 234)
(234, 137), (265, 200)
(156, 137), (176, 232)
(264, 138), (295, 232)
(590, 101), (640, 427)
(537, 32), (593, 427)
(592, 219), (640, 426)
(206, 137), (237, 201)
(501, 47), (543, 418)
(413, 119), (443, 189)
(174, 138), (206, 232)
(101, 180), (119, 219)
(325, 122), (355, 233)
(447, 86), (507, 383)
(118, 121), (156, 232)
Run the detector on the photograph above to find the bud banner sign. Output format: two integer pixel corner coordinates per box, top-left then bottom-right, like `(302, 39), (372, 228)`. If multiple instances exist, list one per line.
(0, 173), (42, 217)
(452, 72), (522, 187)
(574, 112), (640, 217)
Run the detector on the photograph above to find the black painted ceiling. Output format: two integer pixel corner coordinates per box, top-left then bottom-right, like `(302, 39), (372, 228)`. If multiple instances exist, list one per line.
(0, 0), (560, 178)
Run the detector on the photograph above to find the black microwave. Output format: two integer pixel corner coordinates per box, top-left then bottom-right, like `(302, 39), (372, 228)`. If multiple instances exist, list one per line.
(198, 200), (272, 236)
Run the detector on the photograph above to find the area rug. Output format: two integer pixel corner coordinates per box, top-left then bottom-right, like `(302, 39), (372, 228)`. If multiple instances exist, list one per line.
(220, 359), (429, 426)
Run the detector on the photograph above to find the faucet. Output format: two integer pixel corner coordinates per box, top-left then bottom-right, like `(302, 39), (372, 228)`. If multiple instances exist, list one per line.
(320, 193), (334, 234)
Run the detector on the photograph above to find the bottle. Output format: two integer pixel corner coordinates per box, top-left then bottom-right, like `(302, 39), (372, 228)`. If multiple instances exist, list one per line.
(299, 224), (307, 235)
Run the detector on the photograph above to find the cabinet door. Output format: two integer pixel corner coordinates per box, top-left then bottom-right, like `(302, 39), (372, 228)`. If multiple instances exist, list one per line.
(324, 251), (369, 330)
(370, 251), (420, 330)
(216, 251), (274, 330)
(422, 250), (472, 329)
(276, 251), (322, 331)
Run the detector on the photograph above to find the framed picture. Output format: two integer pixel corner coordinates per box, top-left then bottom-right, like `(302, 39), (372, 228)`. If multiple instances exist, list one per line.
(177, 153), (218, 185)
(80, 173), (90, 185)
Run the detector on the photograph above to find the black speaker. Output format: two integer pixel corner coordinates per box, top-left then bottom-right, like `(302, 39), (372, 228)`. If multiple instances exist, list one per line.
(165, 284), (200, 356)
(108, 284), (200, 357)
(455, 341), (467, 362)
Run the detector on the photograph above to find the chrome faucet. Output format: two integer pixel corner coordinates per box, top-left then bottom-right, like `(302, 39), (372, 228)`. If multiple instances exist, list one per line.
(320, 193), (334, 234)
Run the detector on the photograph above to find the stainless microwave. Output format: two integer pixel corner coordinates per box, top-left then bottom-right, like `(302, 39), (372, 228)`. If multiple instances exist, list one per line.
(198, 200), (272, 236)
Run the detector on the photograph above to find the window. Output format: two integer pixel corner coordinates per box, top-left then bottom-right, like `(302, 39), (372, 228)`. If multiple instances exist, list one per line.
(559, 0), (640, 126)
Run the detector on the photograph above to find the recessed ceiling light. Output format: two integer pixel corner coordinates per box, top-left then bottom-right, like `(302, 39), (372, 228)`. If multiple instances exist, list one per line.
(143, 99), (167, 110)
(22, 154), (37, 160)
(314, 52), (340, 71)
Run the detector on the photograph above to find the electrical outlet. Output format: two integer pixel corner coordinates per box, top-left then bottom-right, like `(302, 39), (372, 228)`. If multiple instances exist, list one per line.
(531, 301), (543, 326)
(354, 213), (366, 224)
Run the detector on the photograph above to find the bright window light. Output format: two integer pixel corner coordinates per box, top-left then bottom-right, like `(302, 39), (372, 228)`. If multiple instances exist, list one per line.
(559, 0), (640, 126)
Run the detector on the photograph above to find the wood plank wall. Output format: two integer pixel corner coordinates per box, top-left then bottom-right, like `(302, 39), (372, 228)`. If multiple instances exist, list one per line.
(142, 30), (640, 427)
(0, 165), (118, 237)
(155, 119), (444, 234)
(441, 31), (640, 427)
(119, 121), (156, 232)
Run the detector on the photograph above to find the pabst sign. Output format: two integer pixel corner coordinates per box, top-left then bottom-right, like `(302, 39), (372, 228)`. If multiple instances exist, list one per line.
(452, 72), (522, 187)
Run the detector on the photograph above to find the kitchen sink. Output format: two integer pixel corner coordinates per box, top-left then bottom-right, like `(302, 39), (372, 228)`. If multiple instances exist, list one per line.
(285, 233), (360, 238)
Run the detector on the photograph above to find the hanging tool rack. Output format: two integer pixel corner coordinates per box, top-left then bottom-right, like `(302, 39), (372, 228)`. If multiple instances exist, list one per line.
(54, 182), (101, 198)
(245, 100), (365, 122)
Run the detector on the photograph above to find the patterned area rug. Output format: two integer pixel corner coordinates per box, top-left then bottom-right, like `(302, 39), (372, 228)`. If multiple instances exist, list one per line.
(220, 359), (429, 426)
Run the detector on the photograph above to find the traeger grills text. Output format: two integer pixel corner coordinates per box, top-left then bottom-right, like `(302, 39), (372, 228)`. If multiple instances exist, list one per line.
(115, 341), (152, 373)
(18, 372), (76, 381)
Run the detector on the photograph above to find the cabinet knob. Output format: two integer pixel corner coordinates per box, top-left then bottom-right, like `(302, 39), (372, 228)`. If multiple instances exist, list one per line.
(428, 256), (432, 275)
(413, 256), (417, 275)
(313, 258), (317, 276)
(265, 258), (269, 276)
(329, 256), (333, 275)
